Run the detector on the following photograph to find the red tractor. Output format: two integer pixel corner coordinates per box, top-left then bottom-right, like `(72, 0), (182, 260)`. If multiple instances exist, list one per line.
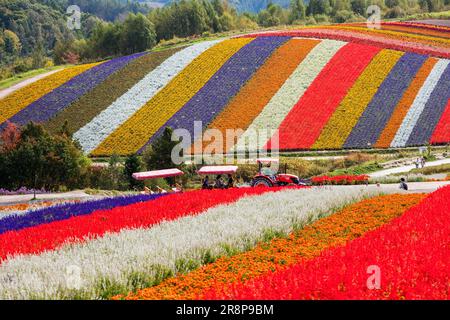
(251, 158), (308, 187)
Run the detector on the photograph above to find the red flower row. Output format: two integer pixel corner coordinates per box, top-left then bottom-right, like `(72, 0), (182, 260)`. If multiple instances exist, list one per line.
(311, 175), (369, 185)
(0, 187), (282, 262)
(430, 99), (450, 144)
(203, 186), (450, 300)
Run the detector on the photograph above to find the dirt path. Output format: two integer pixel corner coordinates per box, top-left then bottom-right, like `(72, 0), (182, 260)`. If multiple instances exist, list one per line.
(0, 69), (61, 100)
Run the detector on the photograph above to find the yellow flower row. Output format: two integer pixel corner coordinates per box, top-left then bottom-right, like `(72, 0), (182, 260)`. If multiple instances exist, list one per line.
(0, 63), (101, 124)
(92, 38), (253, 156)
(313, 49), (403, 149)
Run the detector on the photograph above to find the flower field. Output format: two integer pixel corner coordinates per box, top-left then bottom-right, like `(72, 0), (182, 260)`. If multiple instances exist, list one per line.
(119, 193), (425, 300)
(1, 183), (448, 300)
(0, 186), (394, 299)
(1, 22), (449, 154)
(201, 186), (450, 300)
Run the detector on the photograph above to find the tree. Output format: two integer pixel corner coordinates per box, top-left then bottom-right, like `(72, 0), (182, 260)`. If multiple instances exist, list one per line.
(289, 0), (306, 23)
(120, 13), (157, 55)
(350, 0), (366, 16)
(32, 41), (46, 69)
(3, 30), (21, 56)
(0, 122), (21, 152)
(307, 0), (332, 15)
(0, 122), (89, 191)
(123, 154), (144, 190)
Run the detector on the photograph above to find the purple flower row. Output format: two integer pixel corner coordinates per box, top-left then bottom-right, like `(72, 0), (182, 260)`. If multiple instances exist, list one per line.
(139, 36), (290, 152)
(0, 193), (165, 235)
(1, 52), (148, 129)
(407, 62), (450, 146)
(344, 53), (427, 148)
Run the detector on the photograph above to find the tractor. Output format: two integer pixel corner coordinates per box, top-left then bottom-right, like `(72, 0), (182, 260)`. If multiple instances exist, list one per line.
(251, 158), (309, 187)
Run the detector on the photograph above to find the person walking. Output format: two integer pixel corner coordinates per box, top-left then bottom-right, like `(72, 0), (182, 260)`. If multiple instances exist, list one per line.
(399, 178), (408, 191)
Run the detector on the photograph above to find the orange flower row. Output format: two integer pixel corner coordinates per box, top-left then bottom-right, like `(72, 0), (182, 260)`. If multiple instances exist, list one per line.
(375, 57), (438, 148)
(0, 200), (80, 213)
(117, 193), (425, 300)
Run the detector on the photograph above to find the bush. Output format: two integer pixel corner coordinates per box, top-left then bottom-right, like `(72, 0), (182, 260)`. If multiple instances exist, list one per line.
(0, 122), (89, 191)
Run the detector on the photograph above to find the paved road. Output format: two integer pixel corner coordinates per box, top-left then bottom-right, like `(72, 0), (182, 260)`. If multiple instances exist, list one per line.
(0, 69), (61, 99)
(0, 190), (92, 205)
(369, 158), (450, 178)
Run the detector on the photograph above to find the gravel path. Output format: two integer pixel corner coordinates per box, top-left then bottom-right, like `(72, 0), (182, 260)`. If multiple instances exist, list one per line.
(369, 158), (450, 177)
(0, 190), (92, 205)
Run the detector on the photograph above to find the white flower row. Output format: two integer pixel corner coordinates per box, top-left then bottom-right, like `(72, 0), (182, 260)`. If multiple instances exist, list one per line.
(0, 186), (387, 299)
(74, 40), (223, 154)
(391, 59), (449, 148)
(233, 39), (346, 152)
(0, 211), (26, 220)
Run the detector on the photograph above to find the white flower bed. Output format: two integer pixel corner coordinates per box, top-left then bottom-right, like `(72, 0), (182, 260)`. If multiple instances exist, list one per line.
(391, 59), (450, 147)
(234, 39), (345, 152)
(0, 186), (385, 299)
(74, 40), (223, 154)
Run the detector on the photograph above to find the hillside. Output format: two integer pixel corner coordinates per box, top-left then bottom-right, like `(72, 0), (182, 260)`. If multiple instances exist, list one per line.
(0, 21), (449, 156)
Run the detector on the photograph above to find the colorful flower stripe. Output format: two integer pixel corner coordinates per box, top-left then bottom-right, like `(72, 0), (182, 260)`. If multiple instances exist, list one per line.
(267, 43), (380, 151)
(344, 23), (450, 39)
(406, 62), (450, 146)
(143, 37), (290, 151)
(325, 25), (450, 48)
(344, 53), (427, 149)
(391, 59), (450, 147)
(234, 40), (346, 152)
(0, 64), (99, 125)
(121, 194), (424, 300)
(385, 21), (450, 33)
(0, 186), (383, 299)
(1, 53), (146, 129)
(241, 29), (450, 59)
(0, 187), (275, 263)
(342, 22), (450, 36)
(0, 194), (165, 235)
(74, 41), (221, 154)
(375, 58), (438, 148)
(200, 38), (319, 154)
(313, 50), (403, 150)
(379, 24), (450, 39)
(430, 99), (450, 144)
(44, 48), (181, 135)
(91, 38), (252, 156)
(205, 186), (450, 300)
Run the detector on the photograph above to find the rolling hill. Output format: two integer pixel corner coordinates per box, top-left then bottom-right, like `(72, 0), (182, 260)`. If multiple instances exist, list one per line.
(0, 21), (449, 156)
